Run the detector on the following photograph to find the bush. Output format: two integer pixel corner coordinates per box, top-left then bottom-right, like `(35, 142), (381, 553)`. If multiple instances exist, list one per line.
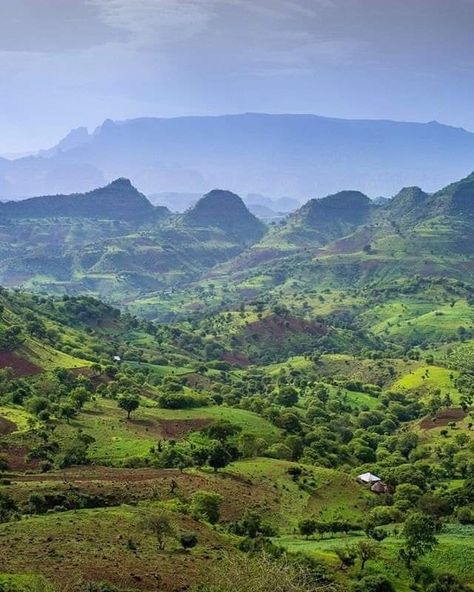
(157, 392), (210, 409)
(352, 575), (395, 592)
(457, 506), (474, 524)
(180, 532), (198, 550)
(190, 491), (223, 524)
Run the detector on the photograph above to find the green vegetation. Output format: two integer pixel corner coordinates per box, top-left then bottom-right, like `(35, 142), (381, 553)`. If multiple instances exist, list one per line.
(0, 172), (473, 591)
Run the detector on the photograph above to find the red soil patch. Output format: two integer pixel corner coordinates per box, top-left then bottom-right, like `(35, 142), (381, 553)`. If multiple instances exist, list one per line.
(222, 351), (251, 367)
(0, 444), (40, 471)
(0, 352), (42, 376)
(113, 416), (211, 441)
(227, 248), (284, 272)
(315, 227), (376, 256)
(244, 315), (327, 342)
(0, 416), (16, 436)
(158, 418), (212, 440)
(420, 407), (466, 430)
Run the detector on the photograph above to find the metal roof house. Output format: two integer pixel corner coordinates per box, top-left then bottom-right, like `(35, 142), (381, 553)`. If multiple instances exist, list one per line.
(357, 472), (381, 485)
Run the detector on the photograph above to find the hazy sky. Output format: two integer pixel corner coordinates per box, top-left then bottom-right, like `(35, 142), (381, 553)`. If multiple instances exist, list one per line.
(1, 0), (474, 152)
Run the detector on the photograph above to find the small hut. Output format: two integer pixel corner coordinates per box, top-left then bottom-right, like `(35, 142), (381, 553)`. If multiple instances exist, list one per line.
(357, 472), (381, 485)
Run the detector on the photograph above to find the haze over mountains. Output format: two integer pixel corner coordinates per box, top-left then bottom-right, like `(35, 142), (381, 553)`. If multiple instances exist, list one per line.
(2, 114), (474, 201)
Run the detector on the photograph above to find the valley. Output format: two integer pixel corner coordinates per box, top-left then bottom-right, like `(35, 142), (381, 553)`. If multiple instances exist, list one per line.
(0, 171), (472, 591)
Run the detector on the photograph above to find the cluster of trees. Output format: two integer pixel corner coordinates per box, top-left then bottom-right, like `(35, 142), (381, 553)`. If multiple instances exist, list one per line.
(299, 518), (361, 539)
(153, 420), (242, 473)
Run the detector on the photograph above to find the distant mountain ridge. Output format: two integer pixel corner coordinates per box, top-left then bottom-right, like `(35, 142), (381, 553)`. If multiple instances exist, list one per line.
(3, 113), (474, 198)
(0, 178), (168, 222)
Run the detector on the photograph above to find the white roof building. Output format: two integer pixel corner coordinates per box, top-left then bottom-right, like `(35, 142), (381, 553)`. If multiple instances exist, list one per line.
(357, 472), (381, 484)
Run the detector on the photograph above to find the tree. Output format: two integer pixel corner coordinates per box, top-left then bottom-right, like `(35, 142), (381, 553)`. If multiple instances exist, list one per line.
(399, 512), (438, 569)
(352, 574), (395, 592)
(142, 513), (175, 550)
(69, 386), (90, 409)
(334, 546), (357, 570)
(117, 394), (139, 420)
(0, 491), (17, 522)
(204, 420), (241, 442)
(457, 507), (474, 525)
(275, 386), (298, 407)
(59, 401), (78, 424)
(426, 573), (470, 592)
(299, 519), (317, 539)
(394, 483), (423, 511)
(180, 532), (198, 551)
(190, 491), (223, 524)
(278, 412), (301, 433)
(207, 440), (232, 472)
(287, 466), (303, 481)
(356, 540), (378, 571)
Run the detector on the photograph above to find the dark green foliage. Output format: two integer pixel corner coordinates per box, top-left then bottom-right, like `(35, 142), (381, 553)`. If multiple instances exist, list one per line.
(158, 392), (210, 409)
(399, 512), (439, 568)
(426, 573), (471, 592)
(190, 491), (223, 524)
(180, 532), (198, 550)
(0, 492), (17, 523)
(207, 440), (233, 472)
(352, 575), (395, 592)
(117, 394), (140, 419)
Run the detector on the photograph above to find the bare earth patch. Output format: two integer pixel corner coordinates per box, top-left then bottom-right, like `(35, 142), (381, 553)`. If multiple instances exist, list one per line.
(158, 418), (212, 440)
(0, 352), (42, 376)
(0, 416), (17, 436)
(420, 407), (466, 430)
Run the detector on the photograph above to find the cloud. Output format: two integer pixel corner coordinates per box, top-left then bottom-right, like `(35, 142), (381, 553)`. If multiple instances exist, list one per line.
(87, 0), (216, 45)
(0, 0), (124, 52)
(1, 0), (474, 152)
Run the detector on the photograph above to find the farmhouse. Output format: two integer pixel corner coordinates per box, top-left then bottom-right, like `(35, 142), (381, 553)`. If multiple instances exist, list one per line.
(356, 472), (381, 485)
(370, 480), (391, 494)
(357, 472), (391, 494)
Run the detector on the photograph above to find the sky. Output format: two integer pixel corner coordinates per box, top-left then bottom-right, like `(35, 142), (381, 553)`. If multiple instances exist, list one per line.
(1, 0), (474, 153)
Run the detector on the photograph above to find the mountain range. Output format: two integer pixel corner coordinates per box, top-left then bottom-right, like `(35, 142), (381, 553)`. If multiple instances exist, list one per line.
(2, 113), (474, 199)
(0, 170), (472, 321)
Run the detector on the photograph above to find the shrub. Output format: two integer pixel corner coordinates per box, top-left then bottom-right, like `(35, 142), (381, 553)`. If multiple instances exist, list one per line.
(180, 532), (198, 550)
(190, 491), (223, 524)
(352, 575), (395, 592)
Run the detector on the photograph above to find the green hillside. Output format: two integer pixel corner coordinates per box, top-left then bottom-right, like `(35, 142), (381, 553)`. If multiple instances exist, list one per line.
(0, 171), (472, 591)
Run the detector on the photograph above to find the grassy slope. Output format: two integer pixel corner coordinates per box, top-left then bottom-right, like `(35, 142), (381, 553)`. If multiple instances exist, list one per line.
(54, 398), (279, 464)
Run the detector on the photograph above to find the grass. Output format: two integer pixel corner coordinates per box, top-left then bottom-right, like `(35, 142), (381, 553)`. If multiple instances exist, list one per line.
(55, 398), (279, 464)
(22, 339), (91, 371)
(0, 405), (37, 431)
(392, 365), (460, 401)
(228, 458), (372, 530)
(365, 297), (474, 345)
(124, 360), (195, 376)
(275, 524), (474, 589)
(0, 502), (230, 592)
